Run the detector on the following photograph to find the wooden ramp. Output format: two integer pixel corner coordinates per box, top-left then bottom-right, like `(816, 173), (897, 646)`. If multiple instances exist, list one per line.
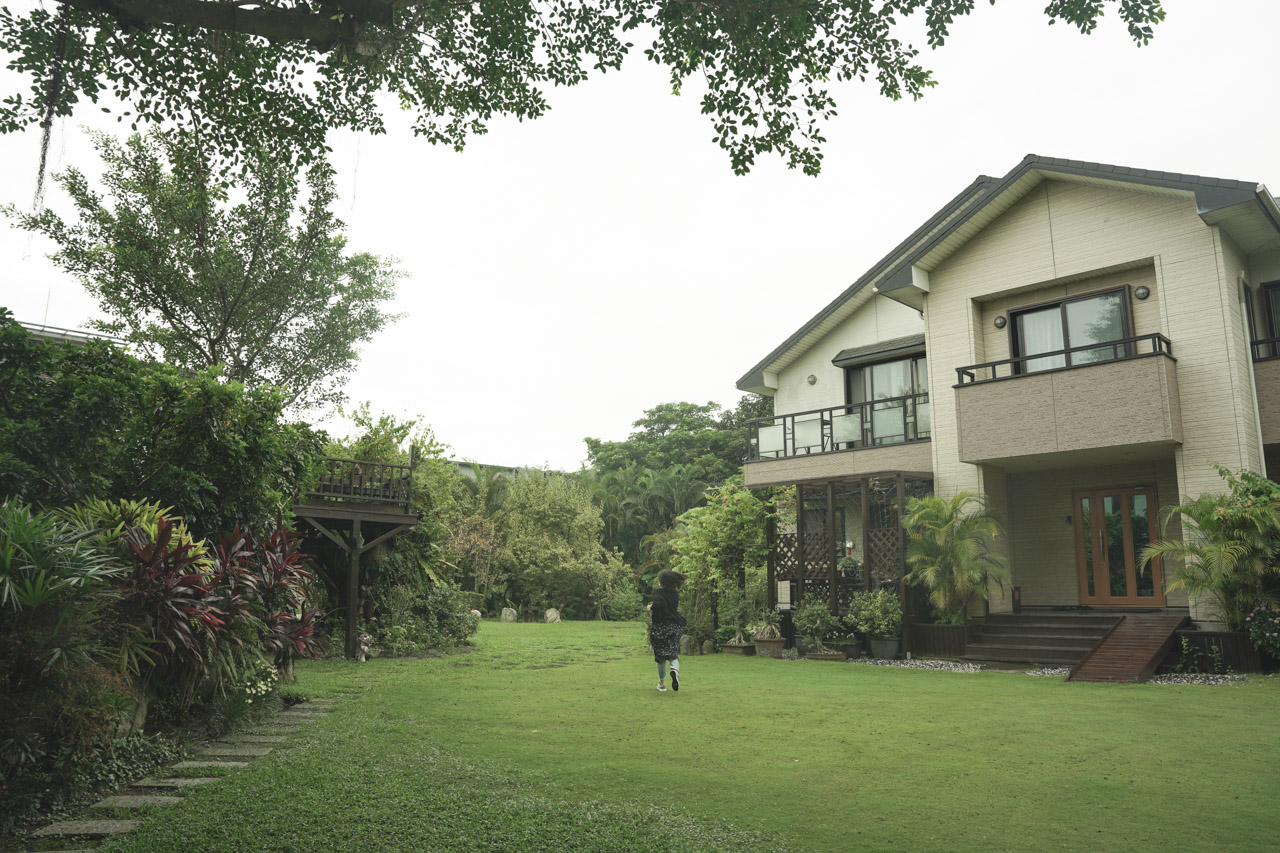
(1067, 613), (1190, 683)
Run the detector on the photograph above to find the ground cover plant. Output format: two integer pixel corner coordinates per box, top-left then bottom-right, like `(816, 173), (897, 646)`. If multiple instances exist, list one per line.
(92, 622), (1278, 852)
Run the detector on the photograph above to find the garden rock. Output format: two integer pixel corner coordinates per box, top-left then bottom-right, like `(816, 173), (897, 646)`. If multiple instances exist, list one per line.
(544, 608), (561, 623)
(501, 607), (517, 622)
(470, 609), (482, 619)
(702, 639), (716, 655)
(679, 635), (698, 656)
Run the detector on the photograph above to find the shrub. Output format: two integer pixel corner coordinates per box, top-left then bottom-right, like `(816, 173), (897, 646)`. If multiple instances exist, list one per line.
(792, 599), (841, 653)
(604, 586), (644, 621)
(848, 589), (903, 639)
(1246, 606), (1280, 661)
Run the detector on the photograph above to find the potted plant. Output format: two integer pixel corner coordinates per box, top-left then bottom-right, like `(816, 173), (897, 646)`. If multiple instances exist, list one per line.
(852, 588), (903, 659)
(753, 608), (785, 658)
(792, 599), (847, 661)
(720, 583), (756, 655)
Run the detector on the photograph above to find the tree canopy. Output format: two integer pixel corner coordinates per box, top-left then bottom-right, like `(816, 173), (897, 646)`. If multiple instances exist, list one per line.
(1, 1), (1164, 173)
(3, 131), (402, 411)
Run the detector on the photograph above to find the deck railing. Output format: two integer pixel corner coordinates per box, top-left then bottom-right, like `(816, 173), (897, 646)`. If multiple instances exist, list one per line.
(955, 333), (1173, 385)
(305, 453), (415, 512)
(746, 394), (930, 462)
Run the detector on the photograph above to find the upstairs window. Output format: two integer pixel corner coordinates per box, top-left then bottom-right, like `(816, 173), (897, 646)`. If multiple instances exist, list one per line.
(1012, 288), (1130, 374)
(845, 355), (929, 445)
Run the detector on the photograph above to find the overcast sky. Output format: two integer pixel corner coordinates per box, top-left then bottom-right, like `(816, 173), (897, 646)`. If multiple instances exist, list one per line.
(3, 1), (1278, 471)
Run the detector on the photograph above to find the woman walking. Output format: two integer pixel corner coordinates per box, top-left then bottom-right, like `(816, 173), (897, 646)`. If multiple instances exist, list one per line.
(649, 569), (686, 692)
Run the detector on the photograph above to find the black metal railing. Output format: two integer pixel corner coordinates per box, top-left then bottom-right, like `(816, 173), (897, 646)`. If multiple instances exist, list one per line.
(746, 394), (930, 462)
(1251, 337), (1280, 362)
(955, 333), (1173, 385)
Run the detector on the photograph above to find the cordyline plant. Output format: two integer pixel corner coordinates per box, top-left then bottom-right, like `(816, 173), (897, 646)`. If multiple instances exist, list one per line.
(215, 518), (319, 680)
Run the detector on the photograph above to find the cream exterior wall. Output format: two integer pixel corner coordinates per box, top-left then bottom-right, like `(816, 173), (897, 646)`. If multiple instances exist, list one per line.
(924, 180), (1264, 511)
(773, 295), (923, 416)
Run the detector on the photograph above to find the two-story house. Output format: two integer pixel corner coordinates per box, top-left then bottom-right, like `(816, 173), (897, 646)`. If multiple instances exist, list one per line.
(738, 155), (1280, 665)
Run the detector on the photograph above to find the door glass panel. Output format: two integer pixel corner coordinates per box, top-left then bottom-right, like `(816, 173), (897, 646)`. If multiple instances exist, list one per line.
(1017, 306), (1066, 372)
(1103, 495), (1127, 597)
(869, 360), (912, 399)
(1131, 494), (1154, 597)
(1081, 497), (1096, 597)
(1066, 292), (1127, 364)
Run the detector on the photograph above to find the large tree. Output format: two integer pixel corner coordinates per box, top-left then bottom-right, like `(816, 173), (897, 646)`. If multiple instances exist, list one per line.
(3, 131), (402, 410)
(0, 1), (1164, 174)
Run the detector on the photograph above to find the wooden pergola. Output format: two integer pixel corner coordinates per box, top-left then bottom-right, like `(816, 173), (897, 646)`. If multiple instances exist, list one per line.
(766, 471), (933, 615)
(293, 449), (419, 659)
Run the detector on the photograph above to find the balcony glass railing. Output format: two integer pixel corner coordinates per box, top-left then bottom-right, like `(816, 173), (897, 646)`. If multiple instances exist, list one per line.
(955, 333), (1173, 385)
(746, 394), (930, 461)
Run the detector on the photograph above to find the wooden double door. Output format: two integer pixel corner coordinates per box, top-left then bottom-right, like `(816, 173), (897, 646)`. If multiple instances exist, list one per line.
(1073, 486), (1165, 606)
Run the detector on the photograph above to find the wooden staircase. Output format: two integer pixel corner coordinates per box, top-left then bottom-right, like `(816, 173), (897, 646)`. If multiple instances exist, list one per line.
(963, 611), (1122, 667)
(1067, 613), (1191, 683)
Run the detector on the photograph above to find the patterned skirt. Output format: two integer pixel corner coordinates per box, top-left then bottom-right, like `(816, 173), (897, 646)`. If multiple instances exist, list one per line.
(649, 622), (682, 662)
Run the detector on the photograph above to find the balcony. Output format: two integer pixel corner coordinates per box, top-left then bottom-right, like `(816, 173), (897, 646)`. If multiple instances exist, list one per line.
(954, 334), (1181, 464)
(743, 395), (932, 487)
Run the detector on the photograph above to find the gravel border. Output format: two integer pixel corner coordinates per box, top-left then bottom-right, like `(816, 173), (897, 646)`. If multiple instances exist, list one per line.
(846, 657), (981, 673)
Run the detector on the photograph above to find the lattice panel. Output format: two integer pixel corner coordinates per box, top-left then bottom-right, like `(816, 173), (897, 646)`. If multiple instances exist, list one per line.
(802, 533), (831, 577)
(800, 578), (864, 614)
(803, 577), (831, 605)
(774, 532), (799, 580)
(867, 527), (902, 586)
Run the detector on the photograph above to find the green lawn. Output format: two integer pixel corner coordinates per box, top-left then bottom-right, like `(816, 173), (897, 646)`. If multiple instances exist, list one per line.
(101, 621), (1278, 852)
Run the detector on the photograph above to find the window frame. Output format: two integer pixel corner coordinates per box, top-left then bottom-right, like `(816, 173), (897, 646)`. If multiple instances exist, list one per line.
(1008, 285), (1133, 374)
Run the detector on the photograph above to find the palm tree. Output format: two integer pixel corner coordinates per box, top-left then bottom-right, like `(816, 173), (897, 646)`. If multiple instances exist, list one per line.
(902, 492), (1009, 621)
(1139, 493), (1280, 631)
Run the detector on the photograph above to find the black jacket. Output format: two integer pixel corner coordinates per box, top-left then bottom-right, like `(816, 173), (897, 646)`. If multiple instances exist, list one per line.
(651, 588), (685, 627)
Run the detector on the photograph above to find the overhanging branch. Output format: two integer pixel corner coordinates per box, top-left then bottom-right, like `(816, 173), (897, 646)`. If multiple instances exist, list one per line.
(55, 0), (397, 50)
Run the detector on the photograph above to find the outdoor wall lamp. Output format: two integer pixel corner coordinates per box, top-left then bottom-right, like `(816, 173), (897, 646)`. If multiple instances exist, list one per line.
(807, 374), (817, 385)
(1135, 285), (1151, 300)
(993, 315), (1007, 329)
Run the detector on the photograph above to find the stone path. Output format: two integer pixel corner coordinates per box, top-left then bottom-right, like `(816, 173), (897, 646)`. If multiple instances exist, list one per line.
(18, 696), (339, 851)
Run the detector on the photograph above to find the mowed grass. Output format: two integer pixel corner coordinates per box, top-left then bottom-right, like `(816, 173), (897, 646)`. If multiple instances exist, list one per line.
(101, 621), (1278, 852)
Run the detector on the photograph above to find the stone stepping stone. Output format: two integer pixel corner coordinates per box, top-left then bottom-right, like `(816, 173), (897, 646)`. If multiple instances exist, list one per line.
(172, 760), (248, 769)
(306, 697), (340, 704)
(33, 819), (138, 837)
(199, 745), (273, 758)
(94, 794), (183, 809)
(246, 727), (299, 736)
(218, 734), (287, 744)
(133, 776), (218, 789)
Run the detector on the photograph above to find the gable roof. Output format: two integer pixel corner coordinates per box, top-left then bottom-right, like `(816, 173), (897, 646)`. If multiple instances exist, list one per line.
(737, 155), (1280, 394)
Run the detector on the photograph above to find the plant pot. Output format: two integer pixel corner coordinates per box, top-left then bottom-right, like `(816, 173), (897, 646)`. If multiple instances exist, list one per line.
(806, 651), (848, 662)
(754, 638), (786, 658)
(722, 642), (756, 655)
(867, 637), (901, 660)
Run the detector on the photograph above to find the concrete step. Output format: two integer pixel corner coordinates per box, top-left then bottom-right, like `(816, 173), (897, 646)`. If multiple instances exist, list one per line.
(970, 633), (1098, 651)
(963, 644), (1084, 665)
(980, 623), (1115, 638)
(93, 794), (183, 809)
(32, 819), (138, 838)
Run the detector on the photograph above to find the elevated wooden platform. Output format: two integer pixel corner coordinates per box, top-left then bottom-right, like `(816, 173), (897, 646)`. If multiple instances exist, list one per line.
(293, 451), (419, 659)
(1067, 612), (1191, 683)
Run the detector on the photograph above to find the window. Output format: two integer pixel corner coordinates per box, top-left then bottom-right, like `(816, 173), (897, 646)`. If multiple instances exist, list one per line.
(844, 355), (929, 446)
(1011, 288), (1130, 374)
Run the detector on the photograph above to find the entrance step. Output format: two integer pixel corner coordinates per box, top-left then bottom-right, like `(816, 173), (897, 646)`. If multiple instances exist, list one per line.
(1067, 613), (1191, 683)
(962, 612), (1121, 666)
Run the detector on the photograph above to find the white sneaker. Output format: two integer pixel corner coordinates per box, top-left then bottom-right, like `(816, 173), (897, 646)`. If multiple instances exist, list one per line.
(657, 682), (667, 692)
(670, 669), (680, 692)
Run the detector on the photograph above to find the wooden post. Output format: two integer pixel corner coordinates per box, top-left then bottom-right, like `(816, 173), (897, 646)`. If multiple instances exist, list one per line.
(860, 478), (870, 592)
(794, 484), (804, 608)
(766, 504), (777, 610)
(827, 480), (838, 613)
(345, 518), (363, 659)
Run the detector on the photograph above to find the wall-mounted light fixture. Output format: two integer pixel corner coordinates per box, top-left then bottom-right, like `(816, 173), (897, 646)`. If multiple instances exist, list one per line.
(806, 374), (817, 385)
(993, 315), (1007, 329)
(1134, 285), (1151, 300)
